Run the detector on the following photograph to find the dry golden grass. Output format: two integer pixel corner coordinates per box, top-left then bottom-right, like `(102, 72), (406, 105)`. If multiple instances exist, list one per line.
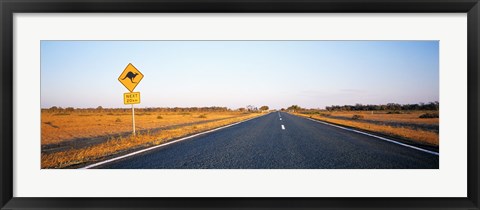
(295, 112), (439, 147)
(42, 111), (250, 145)
(41, 111), (263, 168)
(325, 111), (438, 126)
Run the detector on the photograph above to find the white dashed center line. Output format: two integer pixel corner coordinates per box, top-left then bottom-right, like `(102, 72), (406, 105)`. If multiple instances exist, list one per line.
(280, 118), (282, 121)
(281, 125), (285, 130)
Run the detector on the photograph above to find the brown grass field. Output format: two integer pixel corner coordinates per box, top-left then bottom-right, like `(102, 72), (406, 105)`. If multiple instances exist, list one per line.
(294, 110), (439, 147)
(41, 110), (263, 168)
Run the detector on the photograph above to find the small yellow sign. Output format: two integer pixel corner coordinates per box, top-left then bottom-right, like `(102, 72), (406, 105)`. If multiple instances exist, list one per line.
(118, 63), (144, 92)
(124, 92), (141, 104)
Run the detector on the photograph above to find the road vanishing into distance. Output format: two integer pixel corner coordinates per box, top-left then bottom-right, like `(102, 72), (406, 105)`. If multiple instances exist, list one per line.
(93, 112), (439, 169)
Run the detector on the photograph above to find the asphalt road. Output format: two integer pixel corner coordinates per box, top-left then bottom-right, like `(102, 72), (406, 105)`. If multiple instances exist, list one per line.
(96, 112), (439, 169)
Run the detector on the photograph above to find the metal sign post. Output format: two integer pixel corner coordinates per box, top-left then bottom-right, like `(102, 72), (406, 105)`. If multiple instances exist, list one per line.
(132, 104), (135, 135)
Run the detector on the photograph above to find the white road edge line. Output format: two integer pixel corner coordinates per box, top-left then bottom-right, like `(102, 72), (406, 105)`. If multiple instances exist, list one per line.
(80, 114), (267, 169)
(280, 118), (282, 121)
(281, 125), (285, 130)
(305, 117), (439, 156)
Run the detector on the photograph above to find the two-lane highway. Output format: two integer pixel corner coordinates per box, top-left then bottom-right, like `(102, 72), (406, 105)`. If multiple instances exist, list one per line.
(94, 112), (439, 169)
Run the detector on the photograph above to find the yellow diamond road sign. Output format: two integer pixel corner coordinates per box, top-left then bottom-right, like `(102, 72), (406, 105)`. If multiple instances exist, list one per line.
(118, 63), (144, 92)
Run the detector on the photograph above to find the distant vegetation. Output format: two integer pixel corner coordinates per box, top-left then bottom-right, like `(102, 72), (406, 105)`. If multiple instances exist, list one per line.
(325, 102), (439, 111)
(259, 106), (269, 111)
(43, 106), (272, 114)
(286, 105), (302, 112)
(280, 102), (439, 113)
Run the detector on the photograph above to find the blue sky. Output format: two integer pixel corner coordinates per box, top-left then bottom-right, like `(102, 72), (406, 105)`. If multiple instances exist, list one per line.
(41, 41), (439, 110)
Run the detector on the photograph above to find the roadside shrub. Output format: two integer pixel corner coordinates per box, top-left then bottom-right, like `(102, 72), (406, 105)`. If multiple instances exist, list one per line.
(115, 118), (122, 122)
(387, 111), (402, 114)
(319, 113), (331, 117)
(301, 111), (320, 115)
(419, 113), (439, 118)
(352, 115), (364, 120)
(157, 115), (163, 119)
(53, 113), (70, 116)
(44, 121), (59, 128)
(198, 114), (207, 118)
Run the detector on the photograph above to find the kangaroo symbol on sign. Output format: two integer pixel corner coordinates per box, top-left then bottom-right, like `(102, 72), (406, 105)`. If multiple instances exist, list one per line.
(122, 71), (139, 83)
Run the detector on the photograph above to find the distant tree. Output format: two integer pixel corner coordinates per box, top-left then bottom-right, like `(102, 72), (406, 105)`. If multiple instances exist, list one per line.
(434, 101), (439, 110)
(238, 108), (246, 112)
(280, 108), (286, 111)
(287, 105), (302, 112)
(354, 103), (363, 110)
(96, 106), (104, 111)
(260, 106), (269, 111)
(65, 107), (75, 112)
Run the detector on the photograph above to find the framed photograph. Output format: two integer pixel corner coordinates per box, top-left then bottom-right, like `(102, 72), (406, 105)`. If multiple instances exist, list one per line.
(1, 0), (479, 209)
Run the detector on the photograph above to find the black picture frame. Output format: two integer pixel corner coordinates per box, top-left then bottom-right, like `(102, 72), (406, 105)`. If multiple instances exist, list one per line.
(1, 0), (479, 209)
